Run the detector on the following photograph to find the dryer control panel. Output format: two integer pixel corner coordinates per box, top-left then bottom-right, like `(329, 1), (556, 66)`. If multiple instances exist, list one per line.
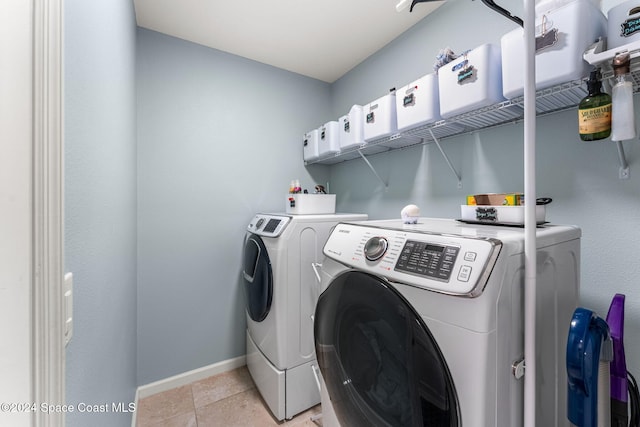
(323, 222), (502, 297)
(247, 214), (291, 237)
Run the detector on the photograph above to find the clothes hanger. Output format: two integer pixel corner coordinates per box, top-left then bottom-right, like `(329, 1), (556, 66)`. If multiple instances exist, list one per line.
(409, 0), (523, 27)
(480, 0), (523, 27)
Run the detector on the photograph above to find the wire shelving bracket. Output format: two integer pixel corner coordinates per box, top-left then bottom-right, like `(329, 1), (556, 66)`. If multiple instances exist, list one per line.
(357, 150), (388, 189)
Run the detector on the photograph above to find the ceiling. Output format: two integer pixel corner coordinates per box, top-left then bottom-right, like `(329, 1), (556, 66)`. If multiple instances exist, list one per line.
(133, 0), (445, 83)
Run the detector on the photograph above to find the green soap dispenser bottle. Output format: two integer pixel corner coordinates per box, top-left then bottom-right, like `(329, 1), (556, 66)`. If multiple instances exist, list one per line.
(578, 70), (612, 141)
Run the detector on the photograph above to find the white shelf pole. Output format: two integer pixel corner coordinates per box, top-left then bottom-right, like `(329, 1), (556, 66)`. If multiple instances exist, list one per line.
(523, 0), (537, 426)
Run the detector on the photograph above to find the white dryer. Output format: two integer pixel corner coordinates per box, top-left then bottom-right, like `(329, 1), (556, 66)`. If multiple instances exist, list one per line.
(243, 212), (367, 421)
(314, 218), (580, 427)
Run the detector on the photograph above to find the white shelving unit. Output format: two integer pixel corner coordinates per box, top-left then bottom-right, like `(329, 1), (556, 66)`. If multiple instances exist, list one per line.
(583, 37), (640, 179)
(305, 77), (591, 186)
(306, 38), (640, 183)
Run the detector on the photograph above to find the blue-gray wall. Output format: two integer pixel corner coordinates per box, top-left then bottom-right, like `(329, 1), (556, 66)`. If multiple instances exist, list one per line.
(65, 0), (137, 426)
(136, 29), (331, 385)
(329, 0), (640, 368)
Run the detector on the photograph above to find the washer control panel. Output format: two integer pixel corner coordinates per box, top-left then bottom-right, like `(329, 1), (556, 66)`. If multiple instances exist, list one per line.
(395, 241), (460, 282)
(323, 222), (502, 297)
(247, 214), (291, 237)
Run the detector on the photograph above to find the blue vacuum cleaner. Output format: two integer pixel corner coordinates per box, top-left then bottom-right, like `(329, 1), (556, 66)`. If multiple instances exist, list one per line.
(567, 294), (640, 427)
(567, 307), (610, 427)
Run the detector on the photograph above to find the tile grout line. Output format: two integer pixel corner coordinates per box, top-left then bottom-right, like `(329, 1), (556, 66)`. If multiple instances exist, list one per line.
(189, 369), (258, 424)
(190, 382), (198, 427)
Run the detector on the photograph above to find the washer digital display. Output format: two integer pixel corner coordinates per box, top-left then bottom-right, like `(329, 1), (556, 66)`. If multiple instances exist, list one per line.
(263, 219), (282, 233)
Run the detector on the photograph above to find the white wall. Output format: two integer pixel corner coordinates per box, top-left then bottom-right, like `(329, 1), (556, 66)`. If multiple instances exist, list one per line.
(0, 2), (33, 426)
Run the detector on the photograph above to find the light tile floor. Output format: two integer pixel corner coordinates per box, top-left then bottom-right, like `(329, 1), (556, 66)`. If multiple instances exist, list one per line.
(136, 366), (322, 426)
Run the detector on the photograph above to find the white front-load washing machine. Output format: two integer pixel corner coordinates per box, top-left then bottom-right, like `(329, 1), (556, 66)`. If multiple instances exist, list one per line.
(243, 212), (367, 421)
(314, 218), (581, 427)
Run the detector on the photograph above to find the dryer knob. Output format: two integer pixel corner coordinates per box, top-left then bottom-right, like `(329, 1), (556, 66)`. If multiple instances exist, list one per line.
(364, 236), (388, 261)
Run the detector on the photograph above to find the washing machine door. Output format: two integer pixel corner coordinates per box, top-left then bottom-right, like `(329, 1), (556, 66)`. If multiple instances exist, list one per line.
(314, 270), (460, 427)
(243, 233), (273, 322)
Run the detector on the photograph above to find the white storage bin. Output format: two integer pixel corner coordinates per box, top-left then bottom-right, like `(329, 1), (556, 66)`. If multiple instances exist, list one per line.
(438, 44), (504, 118)
(363, 92), (397, 142)
(302, 129), (319, 162)
(286, 194), (336, 214)
(501, 0), (606, 99)
(460, 205), (546, 225)
(338, 105), (365, 150)
(317, 121), (340, 158)
(396, 73), (441, 132)
(608, 0), (640, 50)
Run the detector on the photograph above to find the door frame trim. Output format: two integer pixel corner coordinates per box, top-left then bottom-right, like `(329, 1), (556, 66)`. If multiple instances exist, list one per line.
(32, 0), (65, 425)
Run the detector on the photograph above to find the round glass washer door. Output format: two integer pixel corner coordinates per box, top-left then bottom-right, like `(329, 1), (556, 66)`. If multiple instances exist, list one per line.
(242, 234), (273, 322)
(314, 270), (460, 427)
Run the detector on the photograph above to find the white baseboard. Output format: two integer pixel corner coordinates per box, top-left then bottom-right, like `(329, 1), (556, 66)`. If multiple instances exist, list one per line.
(136, 355), (247, 400)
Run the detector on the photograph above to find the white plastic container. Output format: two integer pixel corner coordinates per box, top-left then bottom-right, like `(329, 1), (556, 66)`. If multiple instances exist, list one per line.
(438, 44), (504, 118)
(338, 105), (365, 151)
(286, 194), (336, 214)
(396, 73), (441, 132)
(608, 0), (640, 49)
(302, 129), (319, 162)
(460, 205), (546, 225)
(501, 0), (607, 99)
(317, 121), (340, 158)
(363, 92), (398, 142)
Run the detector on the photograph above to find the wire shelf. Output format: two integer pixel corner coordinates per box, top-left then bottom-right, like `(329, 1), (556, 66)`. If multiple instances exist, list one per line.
(453, 102), (524, 128)
(404, 121), (466, 143)
(305, 77), (587, 166)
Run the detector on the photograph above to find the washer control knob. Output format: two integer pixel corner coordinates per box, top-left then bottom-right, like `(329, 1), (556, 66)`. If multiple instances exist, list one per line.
(256, 218), (265, 229)
(364, 236), (388, 261)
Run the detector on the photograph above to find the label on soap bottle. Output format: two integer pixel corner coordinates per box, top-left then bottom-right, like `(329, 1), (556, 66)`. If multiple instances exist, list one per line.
(578, 105), (612, 135)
